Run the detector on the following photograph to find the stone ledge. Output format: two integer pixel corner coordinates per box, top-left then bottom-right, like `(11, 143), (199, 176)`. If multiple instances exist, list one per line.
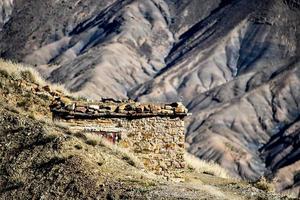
(50, 97), (190, 120)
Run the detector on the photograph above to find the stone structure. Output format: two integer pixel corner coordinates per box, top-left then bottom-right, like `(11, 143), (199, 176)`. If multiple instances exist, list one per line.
(50, 97), (189, 176)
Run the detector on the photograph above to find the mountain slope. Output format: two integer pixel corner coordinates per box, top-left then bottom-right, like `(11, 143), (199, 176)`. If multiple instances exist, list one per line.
(0, 0), (300, 196)
(0, 60), (290, 200)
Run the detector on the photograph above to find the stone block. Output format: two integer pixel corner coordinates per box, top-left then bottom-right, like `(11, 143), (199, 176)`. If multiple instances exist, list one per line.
(164, 105), (173, 110)
(42, 85), (51, 92)
(75, 106), (87, 113)
(66, 104), (75, 111)
(161, 109), (174, 115)
(136, 105), (144, 113)
(89, 105), (100, 110)
(150, 104), (161, 113)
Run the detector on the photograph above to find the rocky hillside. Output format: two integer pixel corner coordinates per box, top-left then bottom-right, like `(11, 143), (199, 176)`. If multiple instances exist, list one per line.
(0, 0), (300, 197)
(1, 60), (292, 200)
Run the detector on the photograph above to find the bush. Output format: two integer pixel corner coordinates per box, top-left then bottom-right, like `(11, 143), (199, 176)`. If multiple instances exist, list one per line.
(20, 70), (36, 83)
(73, 132), (87, 140)
(16, 96), (33, 110)
(86, 139), (98, 146)
(28, 112), (36, 120)
(0, 69), (10, 78)
(122, 154), (137, 167)
(74, 144), (83, 150)
(17, 100), (29, 108)
(254, 177), (275, 192)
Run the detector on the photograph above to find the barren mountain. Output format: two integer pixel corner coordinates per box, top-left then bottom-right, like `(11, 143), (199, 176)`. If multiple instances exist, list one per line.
(0, 0), (300, 196)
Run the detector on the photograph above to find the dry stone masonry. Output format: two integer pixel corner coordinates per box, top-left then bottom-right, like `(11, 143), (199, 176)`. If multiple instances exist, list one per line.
(50, 97), (189, 176)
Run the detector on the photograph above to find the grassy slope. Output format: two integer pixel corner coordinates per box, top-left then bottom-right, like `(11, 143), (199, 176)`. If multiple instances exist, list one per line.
(0, 60), (294, 199)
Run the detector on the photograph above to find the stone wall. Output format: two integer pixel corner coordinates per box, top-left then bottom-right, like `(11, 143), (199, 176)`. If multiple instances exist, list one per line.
(50, 97), (188, 176)
(118, 117), (185, 176)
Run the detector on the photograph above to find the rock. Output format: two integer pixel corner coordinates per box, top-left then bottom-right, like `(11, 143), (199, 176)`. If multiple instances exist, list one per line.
(143, 105), (151, 113)
(175, 106), (187, 114)
(117, 104), (126, 113)
(127, 99), (135, 103)
(136, 105), (144, 113)
(75, 106), (87, 113)
(160, 162), (168, 170)
(66, 104), (75, 111)
(170, 102), (180, 107)
(150, 104), (161, 113)
(101, 98), (122, 103)
(60, 97), (72, 105)
(98, 109), (111, 114)
(180, 162), (186, 168)
(161, 109), (174, 115)
(50, 91), (61, 97)
(164, 105), (173, 110)
(42, 85), (51, 92)
(33, 86), (41, 93)
(86, 110), (95, 114)
(125, 104), (136, 111)
(173, 102), (187, 114)
(49, 101), (61, 110)
(88, 105), (100, 110)
(103, 105), (117, 112)
(172, 161), (181, 169)
(36, 91), (52, 99)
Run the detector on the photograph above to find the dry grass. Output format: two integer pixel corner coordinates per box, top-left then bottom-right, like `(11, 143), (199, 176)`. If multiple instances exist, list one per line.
(77, 132), (144, 169)
(184, 153), (230, 179)
(0, 59), (70, 94)
(0, 59), (46, 85)
(280, 189), (299, 199)
(254, 177), (276, 193)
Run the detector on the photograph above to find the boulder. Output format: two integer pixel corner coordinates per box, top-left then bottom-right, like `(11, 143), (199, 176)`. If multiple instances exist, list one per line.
(136, 105), (144, 113)
(164, 105), (173, 110)
(75, 106), (87, 113)
(89, 105), (100, 110)
(117, 104), (126, 113)
(175, 106), (187, 114)
(161, 109), (173, 115)
(66, 104), (75, 111)
(173, 102), (188, 114)
(42, 85), (51, 92)
(150, 104), (161, 113)
(143, 105), (151, 113)
(125, 103), (137, 111)
(102, 105), (117, 112)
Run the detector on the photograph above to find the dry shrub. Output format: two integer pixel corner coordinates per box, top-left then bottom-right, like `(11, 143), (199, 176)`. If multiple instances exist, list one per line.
(0, 59), (70, 94)
(0, 69), (10, 78)
(50, 83), (71, 96)
(184, 153), (230, 179)
(0, 59), (45, 85)
(86, 139), (98, 146)
(20, 70), (36, 83)
(254, 177), (276, 192)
